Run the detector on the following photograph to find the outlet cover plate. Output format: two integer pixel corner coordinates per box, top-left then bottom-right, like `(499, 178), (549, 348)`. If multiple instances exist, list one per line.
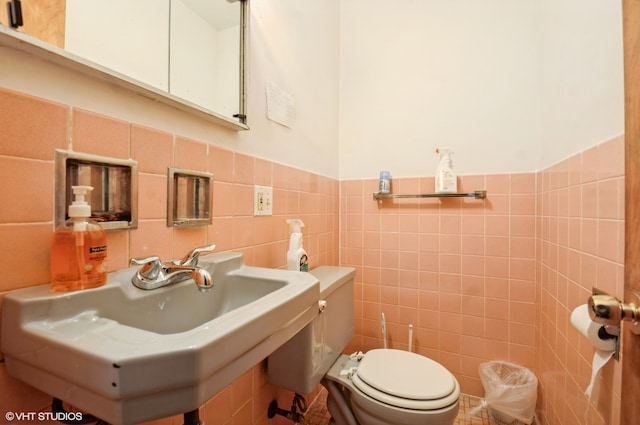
(254, 185), (273, 216)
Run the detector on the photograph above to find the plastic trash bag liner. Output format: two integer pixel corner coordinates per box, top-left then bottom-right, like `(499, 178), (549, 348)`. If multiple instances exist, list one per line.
(468, 361), (538, 424)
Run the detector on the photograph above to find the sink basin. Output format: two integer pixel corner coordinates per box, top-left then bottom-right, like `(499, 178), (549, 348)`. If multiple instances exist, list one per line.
(1, 252), (320, 424)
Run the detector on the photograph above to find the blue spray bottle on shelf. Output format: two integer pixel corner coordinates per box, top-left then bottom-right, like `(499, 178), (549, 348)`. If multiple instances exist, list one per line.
(378, 170), (391, 194)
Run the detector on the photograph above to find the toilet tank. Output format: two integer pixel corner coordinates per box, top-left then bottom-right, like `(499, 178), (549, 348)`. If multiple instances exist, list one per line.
(268, 266), (355, 394)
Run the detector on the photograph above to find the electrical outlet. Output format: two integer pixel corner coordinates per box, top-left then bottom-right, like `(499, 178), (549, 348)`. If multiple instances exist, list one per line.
(254, 185), (273, 216)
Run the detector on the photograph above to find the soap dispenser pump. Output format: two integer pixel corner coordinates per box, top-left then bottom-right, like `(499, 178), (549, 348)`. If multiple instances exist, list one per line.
(50, 185), (108, 292)
(286, 219), (308, 272)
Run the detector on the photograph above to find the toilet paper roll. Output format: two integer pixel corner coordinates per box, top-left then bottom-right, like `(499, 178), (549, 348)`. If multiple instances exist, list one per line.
(570, 304), (616, 401)
(570, 304), (617, 352)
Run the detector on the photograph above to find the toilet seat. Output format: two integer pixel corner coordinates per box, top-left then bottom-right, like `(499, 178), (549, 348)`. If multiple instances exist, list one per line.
(352, 349), (459, 411)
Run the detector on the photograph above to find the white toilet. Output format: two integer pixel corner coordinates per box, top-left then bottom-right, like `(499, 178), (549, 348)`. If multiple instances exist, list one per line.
(268, 266), (460, 425)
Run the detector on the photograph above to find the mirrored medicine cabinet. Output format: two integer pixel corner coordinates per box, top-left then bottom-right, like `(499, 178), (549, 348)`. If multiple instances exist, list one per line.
(0, 0), (248, 130)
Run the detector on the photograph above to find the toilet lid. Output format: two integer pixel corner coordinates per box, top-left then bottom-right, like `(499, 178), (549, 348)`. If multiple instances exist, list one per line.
(352, 349), (459, 410)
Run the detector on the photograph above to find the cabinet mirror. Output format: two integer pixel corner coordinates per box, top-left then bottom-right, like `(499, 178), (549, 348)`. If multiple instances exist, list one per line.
(0, 0), (247, 130)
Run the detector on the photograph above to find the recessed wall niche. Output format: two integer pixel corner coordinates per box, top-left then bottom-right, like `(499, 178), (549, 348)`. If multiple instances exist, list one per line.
(55, 150), (138, 230)
(167, 168), (213, 227)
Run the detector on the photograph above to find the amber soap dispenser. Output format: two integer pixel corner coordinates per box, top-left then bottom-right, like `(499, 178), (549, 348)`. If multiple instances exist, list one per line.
(50, 185), (108, 291)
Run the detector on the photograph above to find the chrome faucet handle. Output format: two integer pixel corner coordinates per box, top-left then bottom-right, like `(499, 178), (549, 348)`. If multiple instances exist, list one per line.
(179, 244), (216, 266)
(130, 256), (163, 280)
(129, 253), (214, 291)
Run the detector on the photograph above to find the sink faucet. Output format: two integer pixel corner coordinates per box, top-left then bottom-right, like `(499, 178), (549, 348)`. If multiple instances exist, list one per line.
(130, 244), (216, 291)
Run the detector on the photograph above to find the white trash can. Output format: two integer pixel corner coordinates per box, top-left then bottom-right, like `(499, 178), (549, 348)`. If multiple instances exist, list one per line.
(478, 361), (538, 424)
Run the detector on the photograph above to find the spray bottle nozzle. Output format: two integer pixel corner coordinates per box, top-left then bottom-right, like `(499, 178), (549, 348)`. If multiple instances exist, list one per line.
(435, 147), (455, 157)
(287, 219), (305, 234)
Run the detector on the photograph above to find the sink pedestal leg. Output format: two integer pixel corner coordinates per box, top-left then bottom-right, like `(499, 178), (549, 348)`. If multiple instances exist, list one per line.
(183, 409), (201, 425)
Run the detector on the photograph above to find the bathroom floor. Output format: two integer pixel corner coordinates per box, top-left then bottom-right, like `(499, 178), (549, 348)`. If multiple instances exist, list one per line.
(304, 389), (523, 425)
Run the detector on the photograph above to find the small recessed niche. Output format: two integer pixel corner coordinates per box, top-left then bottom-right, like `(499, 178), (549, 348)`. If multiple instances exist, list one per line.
(167, 168), (213, 227)
(55, 150), (138, 230)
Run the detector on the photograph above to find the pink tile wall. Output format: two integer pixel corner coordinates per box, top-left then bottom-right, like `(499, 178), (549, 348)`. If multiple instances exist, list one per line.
(0, 88), (339, 425)
(340, 135), (624, 425)
(340, 172), (537, 396)
(535, 136), (624, 425)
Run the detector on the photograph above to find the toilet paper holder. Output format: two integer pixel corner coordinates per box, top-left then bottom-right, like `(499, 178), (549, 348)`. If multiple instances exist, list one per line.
(589, 288), (640, 336)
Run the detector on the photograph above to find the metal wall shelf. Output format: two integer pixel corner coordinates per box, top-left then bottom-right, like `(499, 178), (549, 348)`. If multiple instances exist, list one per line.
(373, 190), (487, 200)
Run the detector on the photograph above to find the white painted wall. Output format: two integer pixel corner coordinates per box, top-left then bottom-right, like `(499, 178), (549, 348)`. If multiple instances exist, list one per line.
(537, 0), (624, 168)
(238, 0), (341, 176)
(338, 0), (624, 179)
